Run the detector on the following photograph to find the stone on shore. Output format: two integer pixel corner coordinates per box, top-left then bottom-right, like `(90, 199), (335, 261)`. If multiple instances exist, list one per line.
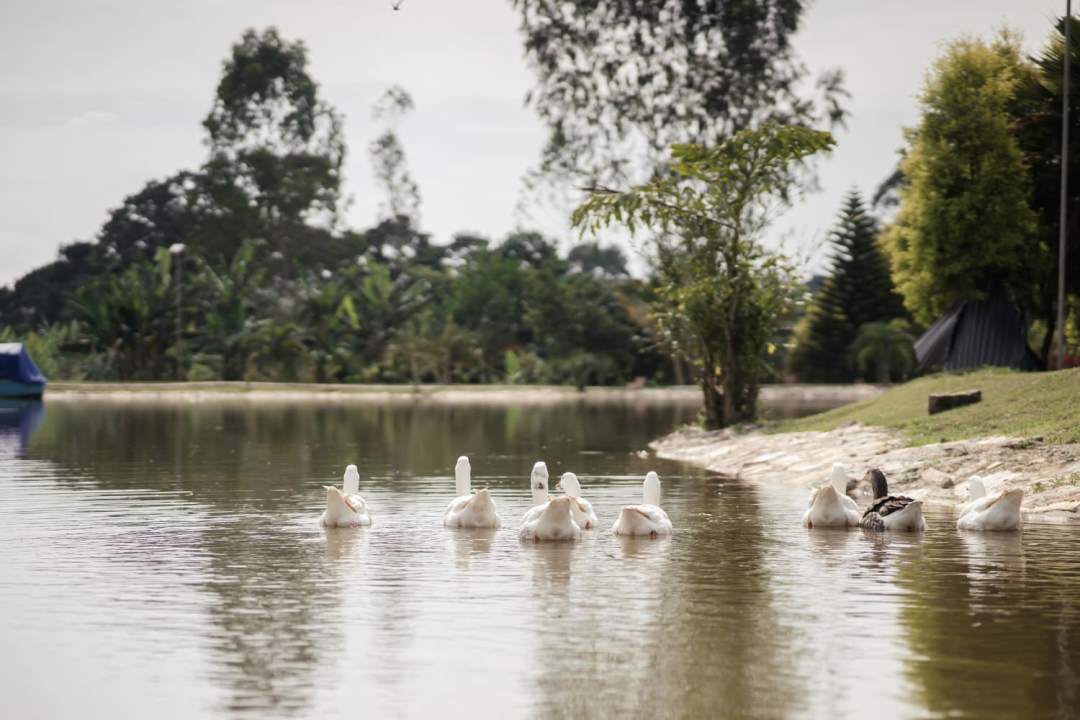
(928, 389), (982, 415)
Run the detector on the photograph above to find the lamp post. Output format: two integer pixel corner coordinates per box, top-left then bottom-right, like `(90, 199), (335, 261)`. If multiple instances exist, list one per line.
(1058, 1), (1072, 370)
(170, 243), (186, 380)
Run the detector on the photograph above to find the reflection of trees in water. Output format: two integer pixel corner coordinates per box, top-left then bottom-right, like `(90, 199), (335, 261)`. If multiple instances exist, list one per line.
(651, 478), (800, 718)
(31, 400), (696, 496)
(896, 527), (1080, 718)
(199, 519), (346, 715)
(528, 476), (799, 718)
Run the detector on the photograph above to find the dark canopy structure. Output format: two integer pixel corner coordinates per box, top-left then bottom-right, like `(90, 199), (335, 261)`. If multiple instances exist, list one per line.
(0, 343), (48, 385)
(914, 298), (1040, 372)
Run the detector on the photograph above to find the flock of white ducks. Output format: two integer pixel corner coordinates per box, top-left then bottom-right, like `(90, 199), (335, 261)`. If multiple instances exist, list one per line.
(321, 457), (673, 540)
(322, 459), (1022, 537)
(803, 463), (1023, 532)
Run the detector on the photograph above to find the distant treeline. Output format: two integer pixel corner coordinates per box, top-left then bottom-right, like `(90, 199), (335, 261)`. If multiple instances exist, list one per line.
(0, 29), (682, 386)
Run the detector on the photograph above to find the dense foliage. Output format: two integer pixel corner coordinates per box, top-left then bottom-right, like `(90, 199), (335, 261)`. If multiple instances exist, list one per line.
(512, 0), (846, 187)
(574, 124), (835, 427)
(788, 191), (908, 382)
(0, 28), (667, 386)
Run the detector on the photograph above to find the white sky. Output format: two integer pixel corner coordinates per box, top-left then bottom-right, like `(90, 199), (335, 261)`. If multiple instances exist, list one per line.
(0, 0), (1066, 287)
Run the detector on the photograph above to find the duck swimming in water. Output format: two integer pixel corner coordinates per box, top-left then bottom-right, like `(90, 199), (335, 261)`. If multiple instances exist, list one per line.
(518, 495), (582, 542)
(555, 472), (599, 529)
(320, 464), (373, 527)
(612, 471), (673, 537)
(860, 469), (926, 531)
(957, 475), (1023, 531)
(443, 455), (501, 529)
(802, 463), (861, 528)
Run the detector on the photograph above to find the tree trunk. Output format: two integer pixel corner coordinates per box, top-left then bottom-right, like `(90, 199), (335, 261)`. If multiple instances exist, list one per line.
(877, 356), (890, 384)
(701, 370), (724, 430)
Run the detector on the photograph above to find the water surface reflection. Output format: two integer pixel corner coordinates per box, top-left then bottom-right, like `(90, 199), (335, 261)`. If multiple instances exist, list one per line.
(1, 400), (1078, 719)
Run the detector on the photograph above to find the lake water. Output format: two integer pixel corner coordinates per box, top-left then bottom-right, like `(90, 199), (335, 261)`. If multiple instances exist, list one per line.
(1, 398), (1078, 719)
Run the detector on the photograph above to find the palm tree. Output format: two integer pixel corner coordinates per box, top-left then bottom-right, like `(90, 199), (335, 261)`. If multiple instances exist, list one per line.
(852, 319), (916, 383)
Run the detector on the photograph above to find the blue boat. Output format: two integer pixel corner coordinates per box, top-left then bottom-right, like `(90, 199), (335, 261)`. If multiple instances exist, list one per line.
(0, 343), (47, 398)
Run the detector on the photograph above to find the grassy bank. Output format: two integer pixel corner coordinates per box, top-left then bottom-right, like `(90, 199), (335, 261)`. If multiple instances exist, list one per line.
(774, 368), (1080, 446)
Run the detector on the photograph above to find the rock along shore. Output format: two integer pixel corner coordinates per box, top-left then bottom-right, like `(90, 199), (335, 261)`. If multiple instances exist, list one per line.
(651, 423), (1080, 524)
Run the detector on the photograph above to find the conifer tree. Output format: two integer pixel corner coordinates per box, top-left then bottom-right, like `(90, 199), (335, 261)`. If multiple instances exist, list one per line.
(789, 190), (907, 382)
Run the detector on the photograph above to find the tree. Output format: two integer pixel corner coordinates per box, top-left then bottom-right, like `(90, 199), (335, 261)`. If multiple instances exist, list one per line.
(202, 28), (346, 258)
(567, 242), (629, 277)
(369, 86), (421, 225)
(852, 320), (916, 384)
(573, 123), (835, 428)
(1012, 17), (1080, 363)
(513, 0), (846, 186)
(882, 34), (1040, 326)
(68, 249), (177, 380)
(192, 240), (268, 380)
(788, 190), (907, 382)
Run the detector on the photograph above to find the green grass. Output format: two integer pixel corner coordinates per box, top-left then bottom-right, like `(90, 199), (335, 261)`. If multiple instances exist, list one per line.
(1031, 473), (1080, 494)
(771, 367), (1080, 446)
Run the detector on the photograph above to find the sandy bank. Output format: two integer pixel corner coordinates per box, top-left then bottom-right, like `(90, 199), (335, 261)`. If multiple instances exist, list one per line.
(652, 423), (1080, 523)
(43, 381), (883, 406)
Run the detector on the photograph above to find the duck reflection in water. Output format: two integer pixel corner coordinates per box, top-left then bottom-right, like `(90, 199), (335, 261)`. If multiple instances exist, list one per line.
(451, 527), (497, 570)
(324, 526), (365, 561)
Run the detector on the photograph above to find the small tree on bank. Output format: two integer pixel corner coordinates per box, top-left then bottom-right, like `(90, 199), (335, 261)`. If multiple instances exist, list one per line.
(572, 123), (835, 428)
(789, 190), (906, 382)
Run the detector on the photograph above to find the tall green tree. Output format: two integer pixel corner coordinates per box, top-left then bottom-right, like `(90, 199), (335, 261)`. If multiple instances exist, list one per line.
(573, 123), (835, 427)
(1013, 17), (1080, 363)
(882, 34), (1040, 326)
(202, 28), (346, 259)
(513, 0), (846, 186)
(369, 86), (421, 225)
(789, 190), (907, 382)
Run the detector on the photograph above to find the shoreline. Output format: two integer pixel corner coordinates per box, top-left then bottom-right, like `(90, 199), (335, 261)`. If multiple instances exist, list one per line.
(652, 423), (1080, 524)
(40, 381), (884, 406)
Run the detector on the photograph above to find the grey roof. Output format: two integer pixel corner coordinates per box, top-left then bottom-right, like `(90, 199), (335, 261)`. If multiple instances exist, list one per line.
(914, 298), (1039, 372)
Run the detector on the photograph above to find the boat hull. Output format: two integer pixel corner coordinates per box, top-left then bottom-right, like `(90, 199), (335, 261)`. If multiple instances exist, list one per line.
(0, 380), (46, 399)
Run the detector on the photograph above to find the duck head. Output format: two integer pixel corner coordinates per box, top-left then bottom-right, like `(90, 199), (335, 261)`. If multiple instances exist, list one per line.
(866, 469), (889, 500)
(967, 475), (987, 501)
(643, 471), (661, 506)
(556, 472), (581, 497)
(455, 456), (471, 497)
(830, 463), (851, 494)
(530, 461), (549, 505)
(343, 464), (360, 495)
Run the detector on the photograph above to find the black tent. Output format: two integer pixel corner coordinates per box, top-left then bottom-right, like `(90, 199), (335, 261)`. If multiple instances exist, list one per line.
(914, 298), (1040, 372)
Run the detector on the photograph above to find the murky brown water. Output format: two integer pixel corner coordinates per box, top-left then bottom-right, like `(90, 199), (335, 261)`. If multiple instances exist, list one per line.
(1, 398), (1078, 719)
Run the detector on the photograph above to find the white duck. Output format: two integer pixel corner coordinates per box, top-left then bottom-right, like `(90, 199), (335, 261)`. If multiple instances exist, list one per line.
(443, 455), (501, 529)
(519, 461), (551, 526)
(802, 463), (860, 528)
(612, 471), (673, 537)
(957, 475), (1024, 531)
(518, 495), (582, 542)
(555, 472), (599, 529)
(320, 464), (372, 527)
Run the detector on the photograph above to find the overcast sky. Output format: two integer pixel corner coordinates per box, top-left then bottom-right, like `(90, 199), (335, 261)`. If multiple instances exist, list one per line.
(0, 0), (1066, 287)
